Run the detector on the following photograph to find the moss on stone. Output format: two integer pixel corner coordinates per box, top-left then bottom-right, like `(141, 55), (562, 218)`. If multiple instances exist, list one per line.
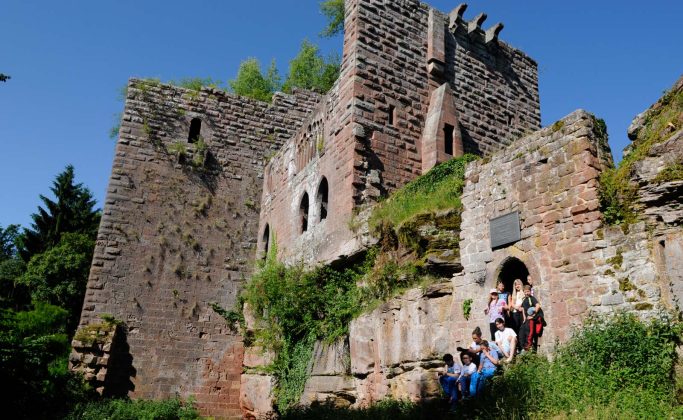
(618, 278), (635, 292)
(634, 302), (653, 311)
(607, 248), (623, 270)
(551, 120), (565, 133)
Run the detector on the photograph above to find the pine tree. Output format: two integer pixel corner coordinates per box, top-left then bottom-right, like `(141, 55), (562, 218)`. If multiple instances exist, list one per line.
(20, 165), (100, 262)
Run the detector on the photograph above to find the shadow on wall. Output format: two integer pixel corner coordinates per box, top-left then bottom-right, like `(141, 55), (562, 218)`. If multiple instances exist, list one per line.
(103, 326), (136, 397)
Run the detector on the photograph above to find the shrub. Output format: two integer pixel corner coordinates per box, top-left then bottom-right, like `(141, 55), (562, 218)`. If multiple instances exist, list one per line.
(68, 397), (201, 420)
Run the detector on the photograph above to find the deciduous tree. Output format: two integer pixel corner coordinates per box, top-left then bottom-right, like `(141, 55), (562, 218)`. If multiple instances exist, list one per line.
(320, 0), (345, 38)
(282, 40), (340, 94)
(228, 58), (280, 102)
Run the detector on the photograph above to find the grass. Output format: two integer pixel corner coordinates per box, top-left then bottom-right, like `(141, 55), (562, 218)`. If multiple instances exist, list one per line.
(654, 162), (683, 183)
(369, 154), (478, 233)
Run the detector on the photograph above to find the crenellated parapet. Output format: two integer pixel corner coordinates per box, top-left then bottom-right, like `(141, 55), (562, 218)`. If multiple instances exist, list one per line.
(449, 3), (504, 44)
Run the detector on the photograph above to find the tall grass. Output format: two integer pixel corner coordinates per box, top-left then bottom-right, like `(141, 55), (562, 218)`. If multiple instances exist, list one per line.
(369, 154), (478, 231)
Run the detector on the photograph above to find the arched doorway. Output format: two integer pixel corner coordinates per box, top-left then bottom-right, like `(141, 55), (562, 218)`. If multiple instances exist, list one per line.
(496, 257), (530, 295)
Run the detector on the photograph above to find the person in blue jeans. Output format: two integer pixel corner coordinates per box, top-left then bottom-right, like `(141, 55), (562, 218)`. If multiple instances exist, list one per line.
(470, 340), (499, 397)
(437, 353), (461, 409)
(458, 352), (476, 399)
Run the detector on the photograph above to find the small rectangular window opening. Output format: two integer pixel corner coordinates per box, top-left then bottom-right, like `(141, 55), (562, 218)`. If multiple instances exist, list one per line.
(444, 123), (454, 155)
(188, 118), (201, 143)
(388, 105), (395, 126)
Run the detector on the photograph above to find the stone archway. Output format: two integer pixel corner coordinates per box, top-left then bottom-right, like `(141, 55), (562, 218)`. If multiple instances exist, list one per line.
(488, 251), (543, 299)
(496, 257), (530, 295)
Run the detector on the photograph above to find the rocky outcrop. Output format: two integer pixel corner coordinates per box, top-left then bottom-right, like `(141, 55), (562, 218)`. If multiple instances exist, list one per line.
(629, 75), (683, 227)
(297, 282), (454, 408)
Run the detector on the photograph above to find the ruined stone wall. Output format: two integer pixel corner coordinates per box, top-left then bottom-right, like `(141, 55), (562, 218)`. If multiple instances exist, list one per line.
(257, 74), (361, 264)
(77, 80), (318, 419)
(454, 110), (665, 346)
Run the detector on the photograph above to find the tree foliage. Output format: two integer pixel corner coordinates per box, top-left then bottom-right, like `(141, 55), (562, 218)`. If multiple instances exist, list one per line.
(20, 165), (100, 261)
(19, 232), (95, 332)
(0, 73), (10, 82)
(320, 0), (345, 38)
(0, 303), (94, 419)
(0, 224), (20, 260)
(228, 58), (281, 102)
(0, 224), (28, 309)
(282, 40), (340, 94)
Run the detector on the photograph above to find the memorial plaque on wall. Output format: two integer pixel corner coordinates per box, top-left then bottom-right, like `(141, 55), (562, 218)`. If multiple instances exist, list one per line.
(490, 211), (521, 249)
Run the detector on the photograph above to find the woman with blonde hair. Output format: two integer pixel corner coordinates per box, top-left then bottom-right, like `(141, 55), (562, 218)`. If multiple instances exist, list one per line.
(509, 279), (525, 338)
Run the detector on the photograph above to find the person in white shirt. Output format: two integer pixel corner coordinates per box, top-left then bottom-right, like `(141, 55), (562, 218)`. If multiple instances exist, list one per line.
(494, 317), (518, 362)
(458, 352), (477, 398)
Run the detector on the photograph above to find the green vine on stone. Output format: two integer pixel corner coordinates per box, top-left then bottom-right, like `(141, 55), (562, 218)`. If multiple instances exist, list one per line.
(463, 298), (473, 321)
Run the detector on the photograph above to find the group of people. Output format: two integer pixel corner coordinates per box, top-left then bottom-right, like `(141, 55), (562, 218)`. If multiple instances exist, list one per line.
(437, 277), (547, 410)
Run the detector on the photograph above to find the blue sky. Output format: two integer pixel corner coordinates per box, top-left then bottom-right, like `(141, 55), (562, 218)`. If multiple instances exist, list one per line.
(1, 0), (682, 229)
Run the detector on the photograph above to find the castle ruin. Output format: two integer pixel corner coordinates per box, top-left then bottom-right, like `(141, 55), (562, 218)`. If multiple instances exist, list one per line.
(71, 1), (683, 418)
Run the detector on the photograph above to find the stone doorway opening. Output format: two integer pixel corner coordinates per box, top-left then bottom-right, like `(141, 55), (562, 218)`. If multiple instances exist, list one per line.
(497, 257), (530, 296)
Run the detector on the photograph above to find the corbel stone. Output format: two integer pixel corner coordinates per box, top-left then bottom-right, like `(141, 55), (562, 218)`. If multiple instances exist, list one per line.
(468, 12), (487, 34)
(448, 3), (468, 30)
(485, 23), (504, 44)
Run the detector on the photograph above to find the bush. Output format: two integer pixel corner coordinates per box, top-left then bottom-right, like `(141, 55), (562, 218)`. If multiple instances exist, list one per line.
(0, 303), (95, 419)
(68, 398), (201, 420)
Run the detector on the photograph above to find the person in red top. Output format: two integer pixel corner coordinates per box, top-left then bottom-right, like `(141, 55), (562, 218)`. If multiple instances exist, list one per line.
(519, 285), (545, 351)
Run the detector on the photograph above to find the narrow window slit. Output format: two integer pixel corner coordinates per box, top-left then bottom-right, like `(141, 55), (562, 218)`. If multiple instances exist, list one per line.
(188, 118), (201, 143)
(444, 123), (454, 155)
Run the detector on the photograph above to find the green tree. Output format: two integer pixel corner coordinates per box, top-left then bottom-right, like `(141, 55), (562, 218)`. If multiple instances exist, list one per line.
(0, 303), (92, 419)
(0, 224), (20, 260)
(228, 58), (280, 102)
(20, 165), (100, 262)
(320, 0), (345, 38)
(282, 40), (340, 94)
(19, 232), (95, 333)
(0, 73), (10, 82)
(0, 225), (27, 309)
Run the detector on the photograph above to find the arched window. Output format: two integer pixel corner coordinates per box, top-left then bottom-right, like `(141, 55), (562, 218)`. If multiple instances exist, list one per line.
(188, 118), (201, 143)
(262, 224), (270, 258)
(317, 177), (329, 221)
(299, 193), (309, 233)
